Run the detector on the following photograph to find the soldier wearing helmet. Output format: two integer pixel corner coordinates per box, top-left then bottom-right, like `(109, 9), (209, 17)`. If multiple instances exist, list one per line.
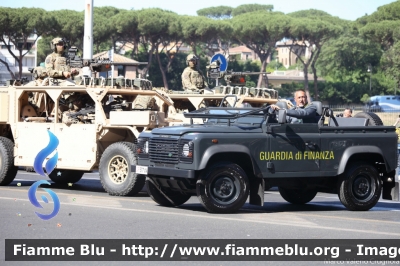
(45, 38), (78, 79)
(61, 93), (92, 125)
(181, 54), (208, 92)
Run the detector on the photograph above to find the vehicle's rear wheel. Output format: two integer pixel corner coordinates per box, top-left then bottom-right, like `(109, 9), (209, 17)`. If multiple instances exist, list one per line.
(338, 162), (381, 211)
(99, 142), (145, 196)
(146, 178), (191, 207)
(354, 112), (383, 126)
(0, 137), (18, 185)
(196, 162), (249, 213)
(278, 187), (317, 204)
(48, 169), (84, 184)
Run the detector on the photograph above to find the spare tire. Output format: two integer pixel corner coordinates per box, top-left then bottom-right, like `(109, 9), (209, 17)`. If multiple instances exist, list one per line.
(354, 112), (383, 126)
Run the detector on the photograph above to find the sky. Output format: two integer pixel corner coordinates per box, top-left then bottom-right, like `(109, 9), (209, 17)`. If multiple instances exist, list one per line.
(1, 0), (397, 21)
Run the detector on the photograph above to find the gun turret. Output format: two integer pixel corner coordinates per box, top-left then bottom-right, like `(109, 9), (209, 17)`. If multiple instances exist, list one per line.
(67, 46), (113, 73)
(206, 60), (270, 86)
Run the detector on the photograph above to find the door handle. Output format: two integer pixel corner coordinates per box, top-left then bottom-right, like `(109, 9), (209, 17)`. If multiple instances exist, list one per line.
(305, 142), (316, 149)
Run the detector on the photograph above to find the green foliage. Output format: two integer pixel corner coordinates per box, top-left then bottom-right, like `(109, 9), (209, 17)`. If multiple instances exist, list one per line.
(361, 94), (370, 103)
(3, 5), (400, 104)
(232, 4), (273, 17)
(359, 21), (400, 49)
(317, 33), (382, 83)
(0, 7), (55, 77)
(231, 11), (292, 80)
(288, 9), (331, 18)
(380, 41), (400, 89)
(36, 36), (52, 64)
(48, 10), (84, 48)
(197, 6), (233, 19)
(365, 1), (400, 22)
(266, 59), (285, 72)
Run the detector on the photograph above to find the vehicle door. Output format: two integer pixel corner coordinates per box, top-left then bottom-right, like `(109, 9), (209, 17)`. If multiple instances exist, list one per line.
(260, 123), (323, 177)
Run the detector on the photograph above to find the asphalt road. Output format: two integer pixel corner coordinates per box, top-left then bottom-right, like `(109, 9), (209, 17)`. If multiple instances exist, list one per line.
(1, 170), (400, 266)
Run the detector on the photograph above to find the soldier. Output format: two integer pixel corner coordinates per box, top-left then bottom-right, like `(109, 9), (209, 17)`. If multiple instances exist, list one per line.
(45, 38), (78, 79)
(343, 108), (353, 118)
(181, 54), (208, 92)
(62, 93), (83, 125)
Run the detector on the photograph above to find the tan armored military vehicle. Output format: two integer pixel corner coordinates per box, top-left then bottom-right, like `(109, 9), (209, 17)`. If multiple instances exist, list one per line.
(0, 75), (280, 196)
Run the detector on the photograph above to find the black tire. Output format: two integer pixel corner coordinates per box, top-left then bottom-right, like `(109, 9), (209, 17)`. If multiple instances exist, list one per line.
(146, 179), (191, 207)
(99, 142), (145, 196)
(354, 112), (383, 126)
(278, 187), (317, 204)
(338, 162), (381, 211)
(48, 169), (84, 184)
(196, 162), (249, 213)
(0, 137), (18, 186)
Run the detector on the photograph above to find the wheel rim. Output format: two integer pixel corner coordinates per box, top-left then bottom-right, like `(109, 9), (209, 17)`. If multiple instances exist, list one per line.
(351, 174), (374, 201)
(210, 175), (239, 205)
(108, 155), (129, 184)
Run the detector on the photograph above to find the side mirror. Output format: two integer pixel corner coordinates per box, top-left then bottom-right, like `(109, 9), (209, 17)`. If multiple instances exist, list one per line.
(277, 109), (287, 124)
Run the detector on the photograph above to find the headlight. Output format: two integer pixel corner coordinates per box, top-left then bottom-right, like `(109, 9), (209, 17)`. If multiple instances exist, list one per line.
(136, 138), (149, 157)
(182, 143), (190, 157)
(180, 141), (193, 162)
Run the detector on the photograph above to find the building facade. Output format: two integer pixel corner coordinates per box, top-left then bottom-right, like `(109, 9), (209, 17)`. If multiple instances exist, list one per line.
(0, 35), (38, 85)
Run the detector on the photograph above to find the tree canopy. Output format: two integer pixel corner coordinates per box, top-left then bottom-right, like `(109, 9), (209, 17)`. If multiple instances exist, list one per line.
(2, 4), (400, 104)
(232, 4), (274, 17)
(197, 6), (233, 19)
(232, 11), (290, 87)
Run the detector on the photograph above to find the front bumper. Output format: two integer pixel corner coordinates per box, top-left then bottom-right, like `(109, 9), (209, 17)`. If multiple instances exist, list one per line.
(131, 165), (195, 179)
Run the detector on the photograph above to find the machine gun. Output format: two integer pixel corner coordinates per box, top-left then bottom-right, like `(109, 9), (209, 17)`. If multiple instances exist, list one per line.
(66, 107), (96, 119)
(66, 46), (113, 73)
(206, 60), (270, 86)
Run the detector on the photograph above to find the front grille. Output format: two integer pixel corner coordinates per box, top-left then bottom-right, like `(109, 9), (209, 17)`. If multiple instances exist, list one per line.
(149, 138), (179, 164)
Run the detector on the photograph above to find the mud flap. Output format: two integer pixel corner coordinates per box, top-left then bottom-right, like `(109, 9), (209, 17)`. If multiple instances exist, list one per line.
(249, 178), (264, 206)
(382, 169), (400, 201)
(146, 177), (175, 205)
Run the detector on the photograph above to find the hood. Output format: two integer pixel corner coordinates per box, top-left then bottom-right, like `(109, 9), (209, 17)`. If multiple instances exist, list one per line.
(151, 124), (263, 136)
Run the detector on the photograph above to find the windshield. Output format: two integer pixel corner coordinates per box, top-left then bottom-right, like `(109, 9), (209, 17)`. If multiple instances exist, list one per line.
(184, 106), (269, 126)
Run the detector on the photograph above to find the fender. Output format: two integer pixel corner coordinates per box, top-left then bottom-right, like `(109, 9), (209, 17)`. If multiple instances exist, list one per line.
(337, 145), (387, 175)
(198, 144), (260, 176)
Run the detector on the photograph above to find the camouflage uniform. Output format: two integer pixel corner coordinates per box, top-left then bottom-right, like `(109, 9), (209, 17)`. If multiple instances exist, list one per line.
(45, 38), (72, 79)
(181, 54), (207, 92)
(61, 94), (83, 125)
(133, 95), (156, 109)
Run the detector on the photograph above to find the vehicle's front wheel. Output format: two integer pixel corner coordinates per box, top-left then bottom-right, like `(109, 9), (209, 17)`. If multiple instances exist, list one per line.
(278, 187), (317, 204)
(0, 137), (18, 185)
(48, 170), (84, 184)
(99, 142), (145, 196)
(146, 178), (191, 207)
(196, 162), (249, 213)
(338, 162), (381, 211)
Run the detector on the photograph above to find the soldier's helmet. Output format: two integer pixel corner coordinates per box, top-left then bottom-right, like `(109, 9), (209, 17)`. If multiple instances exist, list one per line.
(186, 54), (199, 66)
(50, 37), (66, 52)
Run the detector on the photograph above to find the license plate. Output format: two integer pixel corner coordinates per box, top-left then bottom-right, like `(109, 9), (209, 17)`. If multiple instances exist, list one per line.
(135, 165), (148, 175)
